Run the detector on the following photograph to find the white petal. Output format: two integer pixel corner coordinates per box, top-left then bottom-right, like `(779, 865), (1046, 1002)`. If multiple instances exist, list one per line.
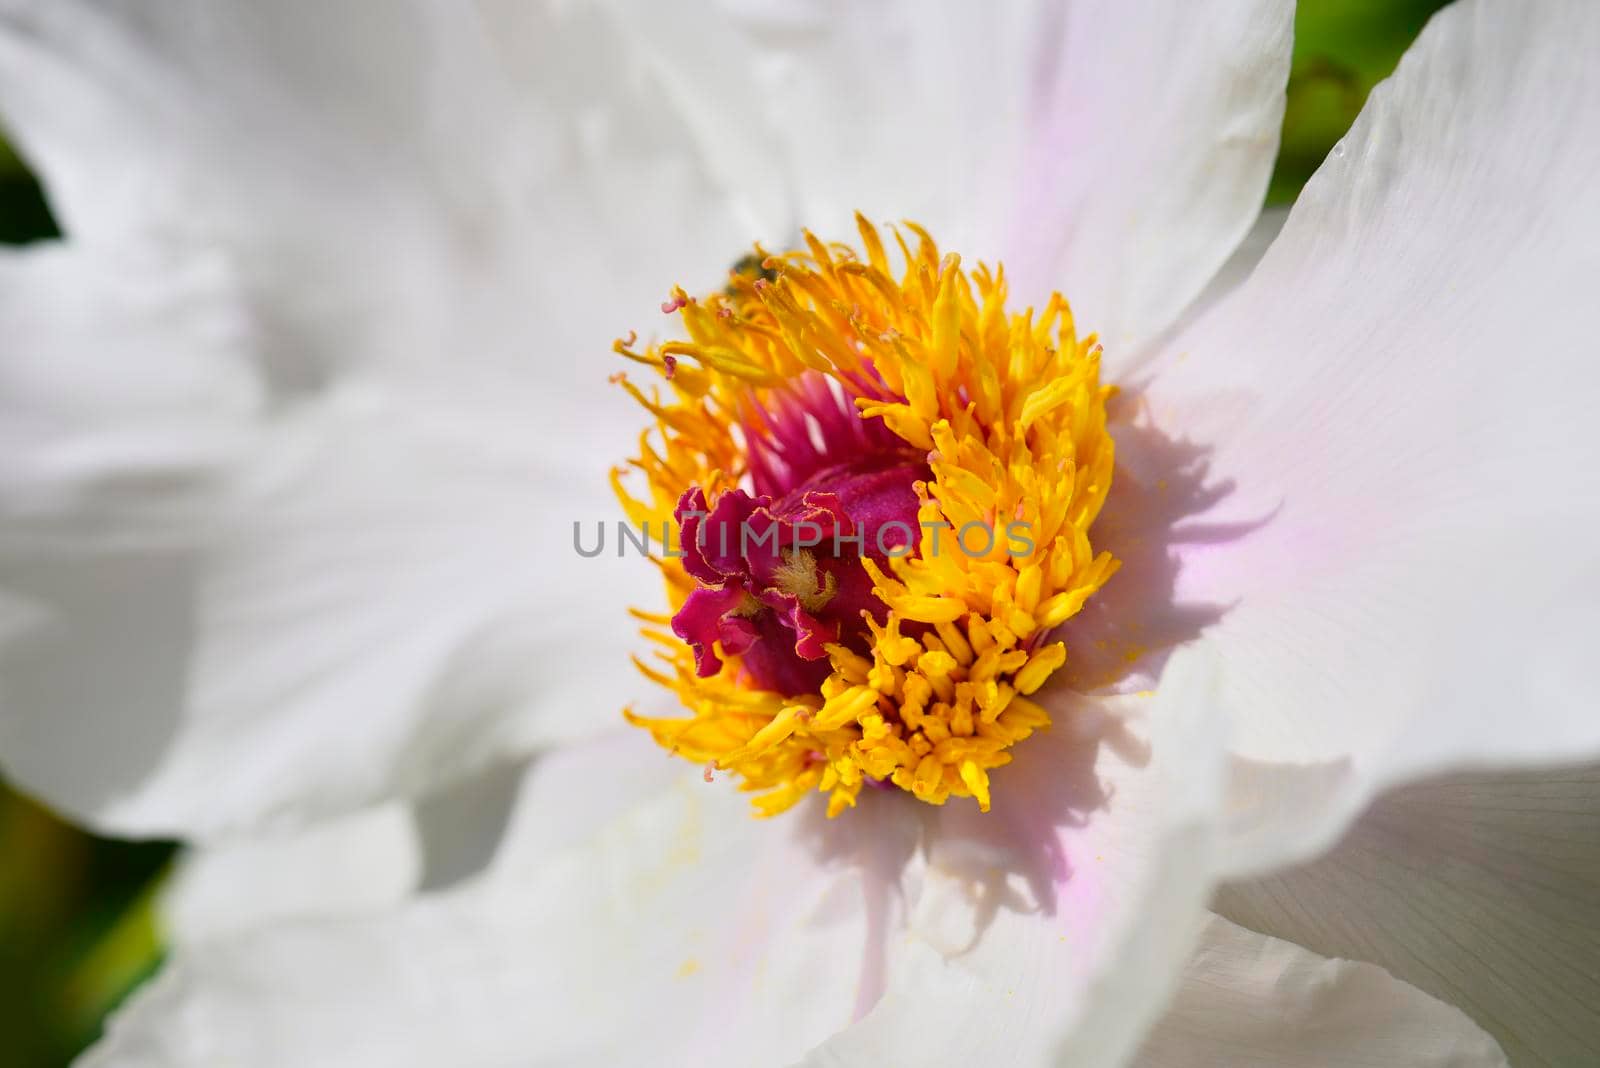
(605, 0), (1292, 355)
(0, 0), (748, 392)
(991, 1), (1291, 362)
(161, 803), (420, 946)
(1135, 0), (1600, 873)
(0, 1), (484, 243)
(1215, 763), (1600, 1068)
(148, 384), (653, 836)
(1136, 914), (1507, 1067)
(800, 647), (1228, 1067)
(4, 355), (656, 837)
(0, 1), (750, 835)
(0, 0), (484, 384)
(84, 733), (915, 1067)
(0, 242), (258, 531)
(1166, 206), (1288, 343)
(86, 651), (1230, 1067)
(0, 243), (262, 828)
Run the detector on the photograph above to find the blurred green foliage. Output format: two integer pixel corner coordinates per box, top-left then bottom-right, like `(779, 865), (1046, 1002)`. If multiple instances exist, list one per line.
(1269, 0), (1455, 202)
(0, 785), (172, 1067)
(0, 1), (1457, 1063)
(0, 137), (55, 244)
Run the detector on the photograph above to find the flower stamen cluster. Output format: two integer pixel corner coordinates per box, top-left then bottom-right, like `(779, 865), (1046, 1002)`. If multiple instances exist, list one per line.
(614, 216), (1118, 817)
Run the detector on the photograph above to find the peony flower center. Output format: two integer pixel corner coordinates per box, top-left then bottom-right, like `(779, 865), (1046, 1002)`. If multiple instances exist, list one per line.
(614, 217), (1119, 818)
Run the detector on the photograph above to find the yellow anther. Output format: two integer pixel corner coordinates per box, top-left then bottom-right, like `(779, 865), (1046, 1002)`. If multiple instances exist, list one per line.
(934, 620), (975, 665)
(814, 685), (882, 731)
(912, 754), (943, 800)
(718, 704), (813, 765)
(1014, 642), (1067, 695)
(896, 596), (968, 624)
(959, 761), (992, 812)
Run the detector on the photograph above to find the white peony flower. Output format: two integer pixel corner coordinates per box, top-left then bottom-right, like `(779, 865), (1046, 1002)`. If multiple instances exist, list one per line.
(0, 1), (1596, 1065)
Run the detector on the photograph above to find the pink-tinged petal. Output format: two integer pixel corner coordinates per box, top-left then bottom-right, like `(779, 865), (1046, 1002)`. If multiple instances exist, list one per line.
(603, 0), (1293, 358)
(1216, 762), (1600, 1067)
(1136, 914), (1507, 1067)
(798, 647), (1229, 1067)
(1047, 208), (1290, 697)
(1134, 0), (1600, 875)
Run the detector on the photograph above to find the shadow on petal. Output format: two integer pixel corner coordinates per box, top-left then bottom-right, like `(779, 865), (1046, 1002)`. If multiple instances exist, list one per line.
(1060, 391), (1272, 694)
(787, 689), (1146, 1018)
(0, 548), (196, 824)
(922, 695), (1140, 944)
(793, 787), (924, 1021)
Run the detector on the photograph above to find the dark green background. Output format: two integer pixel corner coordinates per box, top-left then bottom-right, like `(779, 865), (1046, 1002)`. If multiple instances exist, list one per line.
(0, 2), (1453, 1063)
